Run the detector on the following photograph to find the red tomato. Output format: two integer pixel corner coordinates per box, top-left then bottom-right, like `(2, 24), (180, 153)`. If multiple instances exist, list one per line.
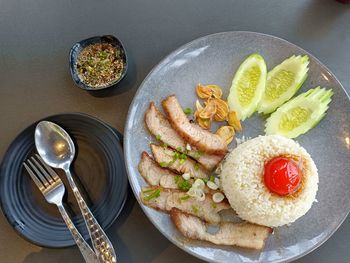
(264, 157), (301, 196)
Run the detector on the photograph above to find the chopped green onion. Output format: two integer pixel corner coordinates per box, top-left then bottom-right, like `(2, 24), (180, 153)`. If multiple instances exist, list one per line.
(211, 202), (217, 209)
(176, 147), (183, 152)
(209, 175), (215, 182)
(168, 159), (176, 166)
(143, 188), (161, 201)
(180, 153), (187, 160)
(192, 205), (199, 214)
(142, 188), (156, 193)
(184, 108), (193, 115)
(178, 180), (192, 191)
(194, 163), (200, 171)
(156, 134), (162, 141)
(174, 175), (181, 184)
(179, 195), (191, 201)
(159, 161), (168, 168)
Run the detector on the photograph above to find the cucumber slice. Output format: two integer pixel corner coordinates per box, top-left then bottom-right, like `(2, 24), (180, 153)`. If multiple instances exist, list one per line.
(265, 87), (333, 138)
(258, 55), (309, 114)
(227, 53), (267, 121)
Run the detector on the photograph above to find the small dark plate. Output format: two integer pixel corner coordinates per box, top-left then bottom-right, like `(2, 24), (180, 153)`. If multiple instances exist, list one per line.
(0, 113), (128, 248)
(69, 35), (128, 91)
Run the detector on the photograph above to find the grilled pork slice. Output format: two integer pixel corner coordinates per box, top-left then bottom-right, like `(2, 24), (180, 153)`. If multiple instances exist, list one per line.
(140, 187), (173, 211)
(159, 174), (178, 189)
(140, 187), (229, 223)
(138, 152), (216, 191)
(162, 96), (227, 155)
(166, 192), (230, 224)
(151, 144), (209, 179)
(138, 152), (178, 186)
(170, 208), (272, 250)
(145, 102), (223, 170)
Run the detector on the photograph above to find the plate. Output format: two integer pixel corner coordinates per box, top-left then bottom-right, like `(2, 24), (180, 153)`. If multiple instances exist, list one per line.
(124, 32), (350, 262)
(0, 113), (128, 248)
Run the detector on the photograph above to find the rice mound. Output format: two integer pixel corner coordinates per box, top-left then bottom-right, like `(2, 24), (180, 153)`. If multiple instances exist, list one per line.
(220, 135), (318, 227)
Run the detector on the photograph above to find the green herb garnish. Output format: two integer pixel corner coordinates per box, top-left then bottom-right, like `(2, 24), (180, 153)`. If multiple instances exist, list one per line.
(176, 147), (183, 152)
(156, 134), (162, 141)
(180, 153), (187, 160)
(159, 161), (169, 168)
(179, 195), (191, 201)
(143, 188), (161, 201)
(209, 175), (215, 182)
(192, 205), (199, 214)
(174, 175), (181, 184)
(142, 188), (156, 194)
(184, 108), (193, 115)
(194, 163), (200, 171)
(177, 180), (192, 191)
(211, 202), (217, 209)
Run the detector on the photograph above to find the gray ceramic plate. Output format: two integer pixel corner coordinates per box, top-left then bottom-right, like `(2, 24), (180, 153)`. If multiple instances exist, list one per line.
(124, 31), (350, 263)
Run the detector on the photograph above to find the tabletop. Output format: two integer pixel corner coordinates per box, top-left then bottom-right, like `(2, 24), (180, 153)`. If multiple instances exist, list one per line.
(0, 0), (349, 262)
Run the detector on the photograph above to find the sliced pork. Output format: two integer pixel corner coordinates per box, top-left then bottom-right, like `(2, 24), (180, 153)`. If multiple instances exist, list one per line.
(138, 152), (178, 186)
(140, 187), (173, 211)
(170, 208), (272, 250)
(151, 144), (209, 179)
(140, 187), (229, 224)
(162, 95), (227, 155)
(145, 102), (223, 170)
(166, 192), (230, 224)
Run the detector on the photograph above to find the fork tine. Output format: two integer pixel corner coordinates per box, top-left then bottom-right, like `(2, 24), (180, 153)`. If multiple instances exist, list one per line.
(23, 162), (45, 192)
(30, 156), (55, 185)
(35, 154), (61, 182)
(27, 159), (50, 188)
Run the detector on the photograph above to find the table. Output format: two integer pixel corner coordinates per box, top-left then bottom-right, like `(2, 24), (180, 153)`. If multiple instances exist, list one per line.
(0, 0), (349, 262)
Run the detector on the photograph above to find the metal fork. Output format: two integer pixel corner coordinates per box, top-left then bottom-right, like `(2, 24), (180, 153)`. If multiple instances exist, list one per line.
(23, 154), (99, 263)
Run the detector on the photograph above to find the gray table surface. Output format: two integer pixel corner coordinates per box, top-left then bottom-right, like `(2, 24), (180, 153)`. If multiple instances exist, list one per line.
(0, 0), (349, 262)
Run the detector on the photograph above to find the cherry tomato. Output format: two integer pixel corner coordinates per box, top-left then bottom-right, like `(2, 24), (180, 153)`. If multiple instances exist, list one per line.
(264, 157), (301, 196)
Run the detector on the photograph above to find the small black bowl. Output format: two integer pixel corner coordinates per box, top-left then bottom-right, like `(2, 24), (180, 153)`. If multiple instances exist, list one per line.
(69, 35), (128, 91)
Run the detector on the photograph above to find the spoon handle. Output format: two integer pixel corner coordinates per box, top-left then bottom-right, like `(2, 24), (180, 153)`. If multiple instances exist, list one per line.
(57, 203), (100, 263)
(66, 170), (117, 263)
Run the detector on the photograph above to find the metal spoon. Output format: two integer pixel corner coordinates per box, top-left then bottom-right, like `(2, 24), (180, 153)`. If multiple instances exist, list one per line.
(35, 121), (117, 263)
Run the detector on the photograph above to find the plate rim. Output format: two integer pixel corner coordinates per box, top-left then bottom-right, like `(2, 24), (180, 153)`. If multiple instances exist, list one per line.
(124, 31), (350, 263)
(0, 112), (128, 248)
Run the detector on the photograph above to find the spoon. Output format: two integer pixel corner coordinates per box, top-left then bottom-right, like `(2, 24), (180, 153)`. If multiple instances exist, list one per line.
(35, 121), (117, 263)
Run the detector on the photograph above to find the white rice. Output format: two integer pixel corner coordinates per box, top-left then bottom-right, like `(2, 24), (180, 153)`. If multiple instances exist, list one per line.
(220, 135), (318, 227)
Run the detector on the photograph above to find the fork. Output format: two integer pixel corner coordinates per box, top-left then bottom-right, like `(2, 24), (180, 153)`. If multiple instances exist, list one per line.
(23, 154), (99, 263)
